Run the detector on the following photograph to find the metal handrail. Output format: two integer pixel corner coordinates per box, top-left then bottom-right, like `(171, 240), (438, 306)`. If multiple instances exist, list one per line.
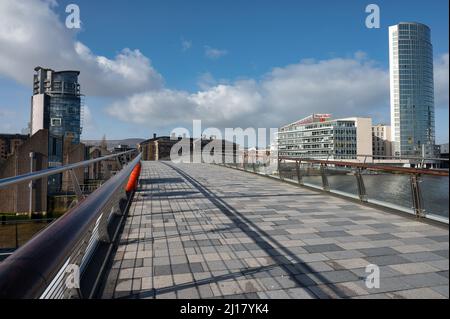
(278, 156), (449, 177)
(217, 154), (448, 223)
(0, 153), (141, 299)
(277, 153), (449, 162)
(0, 150), (136, 189)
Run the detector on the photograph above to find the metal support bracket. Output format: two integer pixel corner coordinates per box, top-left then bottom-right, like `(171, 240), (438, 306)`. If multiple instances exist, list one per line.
(97, 211), (111, 243)
(295, 160), (303, 185)
(69, 169), (85, 202)
(320, 164), (330, 191)
(115, 154), (123, 170)
(278, 159), (284, 180)
(355, 169), (367, 202)
(410, 174), (425, 218)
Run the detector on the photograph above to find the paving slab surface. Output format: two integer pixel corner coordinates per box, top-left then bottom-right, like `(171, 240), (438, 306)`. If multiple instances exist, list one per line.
(101, 161), (449, 299)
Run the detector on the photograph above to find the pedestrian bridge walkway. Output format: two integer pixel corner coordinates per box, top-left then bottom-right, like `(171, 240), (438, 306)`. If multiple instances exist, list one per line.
(101, 161), (449, 299)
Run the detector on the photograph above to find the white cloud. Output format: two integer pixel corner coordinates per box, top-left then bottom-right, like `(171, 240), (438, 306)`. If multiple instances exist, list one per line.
(107, 55), (390, 130)
(181, 39), (192, 51)
(0, 108), (19, 132)
(81, 105), (96, 134)
(434, 53), (449, 109)
(204, 46), (228, 60)
(0, 0), (162, 96)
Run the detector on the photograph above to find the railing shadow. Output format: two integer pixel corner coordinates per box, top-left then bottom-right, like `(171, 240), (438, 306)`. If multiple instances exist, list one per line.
(159, 162), (351, 299)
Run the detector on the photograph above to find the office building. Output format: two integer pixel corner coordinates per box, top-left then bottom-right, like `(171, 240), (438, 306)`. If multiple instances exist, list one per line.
(372, 124), (392, 158)
(277, 114), (372, 160)
(389, 22), (435, 157)
(30, 67), (83, 192)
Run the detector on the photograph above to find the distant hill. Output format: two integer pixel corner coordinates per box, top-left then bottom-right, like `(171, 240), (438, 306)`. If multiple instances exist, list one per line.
(82, 138), (146, 149)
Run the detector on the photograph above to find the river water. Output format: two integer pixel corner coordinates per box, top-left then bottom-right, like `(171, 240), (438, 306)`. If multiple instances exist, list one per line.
(298, 174), (448, 218)
(272, 164), (449, 218)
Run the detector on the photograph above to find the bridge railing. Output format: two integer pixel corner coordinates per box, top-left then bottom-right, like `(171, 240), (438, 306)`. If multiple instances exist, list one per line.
(0, 150), (141, 299)
(216, 154), (449, 224)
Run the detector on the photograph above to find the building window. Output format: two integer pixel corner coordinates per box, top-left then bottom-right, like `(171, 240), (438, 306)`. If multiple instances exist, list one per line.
(51, 118), (62, 126)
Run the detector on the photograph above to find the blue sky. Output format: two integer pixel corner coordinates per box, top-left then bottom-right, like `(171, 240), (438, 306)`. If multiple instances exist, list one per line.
(0, 0), (448, 143)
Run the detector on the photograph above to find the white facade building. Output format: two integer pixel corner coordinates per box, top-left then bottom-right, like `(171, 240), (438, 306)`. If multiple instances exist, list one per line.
(277, 114), (372, 160)
(372, 124), (392, 158)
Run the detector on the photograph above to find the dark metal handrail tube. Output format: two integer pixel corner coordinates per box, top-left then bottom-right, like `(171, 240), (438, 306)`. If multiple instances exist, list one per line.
(278, 156), (449, 177)
(277, 153), (449, 162)
(0, 153), (141, 298)
(0, 150), (135, 189)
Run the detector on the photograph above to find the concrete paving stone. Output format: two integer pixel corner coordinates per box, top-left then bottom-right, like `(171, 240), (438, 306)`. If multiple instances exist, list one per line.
(430, 285), (449, 298)
(142, 277), (153, 290)
(133, 267), (153, 278)
(303, 261), (335, 273)
(171, 263), (192, 274)
(366, 276), (413, 294)
(307, 284), (344, 299)
(115, 279), (133, 292)
(155, 291), (177, 299)
(427, 235), (449, 243)
(286, 287), (315, 299)
(338, 242), (375, 250)
(323, 250), (365, 260)
(391, 287), (447, 299)
(317, 231), (351, 238)
(217, 280), (243, 296)
(237, 279), (264, 293)
(365, 255), (412, 267)
(399, 272), (449, 289)
(358, 247), (400, 257)
(349, 265), (403, 280)
(258, 276), (283, 290)
(293, 252), (329, 263)
(389, 262), (440, 275)
(427, 260), (449, 271)
(400, 251), (445, 263)
(154, 265), (172, 276)
(197, 284), (214, 298)
(206, 260), (228, 271)
(293, 274), (317, 287)
(264, 289), (291, 299)
(392, 245), (432, 254)
(309, 270), (360, 285)
(177, 287), (200, 299)
(327, 258), (371, 270)
(364, 233), (400, 241)
(335, 281), (371, 297)
(173, 273), (194, 285)
(431, 249), (449, 259)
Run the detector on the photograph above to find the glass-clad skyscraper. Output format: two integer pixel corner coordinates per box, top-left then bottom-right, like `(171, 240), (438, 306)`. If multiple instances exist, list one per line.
(30, 67), (82, 193)
(389, 22), (435, 157)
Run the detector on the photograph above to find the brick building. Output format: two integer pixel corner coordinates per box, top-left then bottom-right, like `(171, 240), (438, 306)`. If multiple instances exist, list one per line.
(0, 130), (49, 214)
(0, 134), (29, 162)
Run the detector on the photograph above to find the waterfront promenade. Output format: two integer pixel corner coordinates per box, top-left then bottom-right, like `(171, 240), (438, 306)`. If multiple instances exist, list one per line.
(101, 161), (449, 299)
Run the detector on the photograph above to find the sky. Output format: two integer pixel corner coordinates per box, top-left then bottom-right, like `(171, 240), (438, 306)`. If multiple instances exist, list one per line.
(0, 0), (448, 144)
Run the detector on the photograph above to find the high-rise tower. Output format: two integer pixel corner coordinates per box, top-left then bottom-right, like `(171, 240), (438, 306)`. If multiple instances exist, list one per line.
(389, 22), (435, 157)
(30, 67), (83, 192)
